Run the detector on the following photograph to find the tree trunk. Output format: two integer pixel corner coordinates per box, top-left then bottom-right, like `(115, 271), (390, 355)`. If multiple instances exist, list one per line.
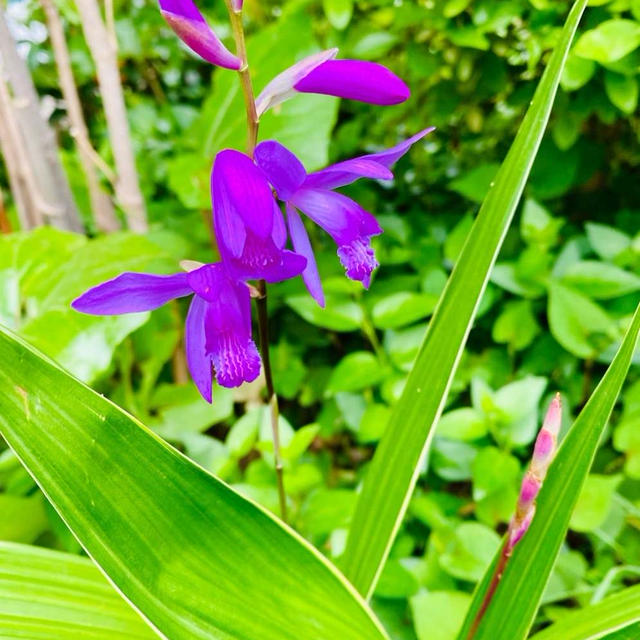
(41, 0), (120, 233)
(0, 7), (84, 233)
(74, 0), (148, 232)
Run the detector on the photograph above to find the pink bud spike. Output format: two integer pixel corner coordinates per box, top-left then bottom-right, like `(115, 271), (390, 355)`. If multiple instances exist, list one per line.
(518, 473), (541, 508)
(543, 393), (562, 437)
(508, 506), (535, 549)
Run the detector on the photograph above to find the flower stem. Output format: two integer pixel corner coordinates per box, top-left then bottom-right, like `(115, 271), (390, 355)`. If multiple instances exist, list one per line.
(465, 542), (511, 639)
(256, 279), (287, 522)
(226, 5), (258, 156)
(225, 3), (287, 522)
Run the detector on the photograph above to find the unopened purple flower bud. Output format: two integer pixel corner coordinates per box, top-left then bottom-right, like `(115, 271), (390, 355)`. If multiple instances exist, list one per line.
(506, 393), (562, 551)
(158, 0), (241, 70)
(256, 49), (338, 116)
(509, 506), (535, 548)
(531, 394), (562, 476)
(256, 53), (410, 116)
(518, 473), (541, 508)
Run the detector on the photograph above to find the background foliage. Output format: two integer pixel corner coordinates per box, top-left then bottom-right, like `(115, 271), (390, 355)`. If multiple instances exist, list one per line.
(0, 0), (639, 638)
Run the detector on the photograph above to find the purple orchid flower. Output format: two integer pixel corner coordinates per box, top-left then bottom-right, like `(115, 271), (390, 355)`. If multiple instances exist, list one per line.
(212, 149), (307, 283)
(72, 263), (260, 402)
(254, 128), (435, 306)
(158, 0), (241, 70)
(256, 50), (410, 116)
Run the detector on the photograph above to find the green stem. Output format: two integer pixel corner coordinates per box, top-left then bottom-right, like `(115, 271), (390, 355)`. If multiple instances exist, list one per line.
(256, 279), (287, 522)
(225, 3), (287, 522)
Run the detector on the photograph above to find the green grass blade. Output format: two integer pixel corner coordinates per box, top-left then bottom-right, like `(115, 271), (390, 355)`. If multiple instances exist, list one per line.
(341, 0), (589, 598)
(529, 584), (640, 640)
(0, 325), (388, 640)
(458, 304), (640, 640)
(0, 542), (156, 639)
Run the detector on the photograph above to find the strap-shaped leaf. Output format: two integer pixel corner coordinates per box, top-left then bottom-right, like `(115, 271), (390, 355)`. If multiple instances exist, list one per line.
(457, 305), (640, 639)
(529, 584), (640, 640)
(0, 326), (388, 640)
(341, 0), (589, 598)
(0, 541), (155, 639)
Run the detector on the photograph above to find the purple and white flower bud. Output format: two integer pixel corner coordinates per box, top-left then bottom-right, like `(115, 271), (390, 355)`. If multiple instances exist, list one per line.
(506, 394), (562, 552)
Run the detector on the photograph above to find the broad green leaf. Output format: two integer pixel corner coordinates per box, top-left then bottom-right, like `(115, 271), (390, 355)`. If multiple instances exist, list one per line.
(443, 0), (472, 18)
(605, 71), (639, 114)
(574, 19), (640, 64)
(286, 294), (364, 331)
(438, 522), (501, 582)
(457, 304), (640, 640)
(0, 327), (388, 640)
(411, 590), (471, 640)
(529, 584), (640, 640)
(570, 474), (621, 532)
(560, 53), (596, 91)
(492, 300), (540, 351)
(561, 261), (640, 299)
(436, 408), (487, 441)
(0, 230), (173, 383)
(341, 0), (588, 599)
(0, 542), (155, 639)
(323, 0), (353, 30)
(371, 292), (438, 329)
(548, 282), (615, 358)
(586, 223), (632, 261)
(326, 351), (385, 393)
(449, 164), (500, 203)
(0, 494), (48, 543)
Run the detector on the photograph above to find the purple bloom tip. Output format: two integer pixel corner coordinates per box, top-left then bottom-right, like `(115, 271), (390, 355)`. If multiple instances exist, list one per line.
(518, 473), (540, 507)
(255, 48), (339, 116)
(509, 507), (535, 548)
(337, 237), (379, 287)
(159, 0), (241, 70)
(294, 59), (410, 106)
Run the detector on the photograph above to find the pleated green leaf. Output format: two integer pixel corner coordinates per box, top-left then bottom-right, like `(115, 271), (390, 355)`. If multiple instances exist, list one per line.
(457, 305), (640, 640)
(0, 326), (388, 640)
(529, 584), (640, 640)
(0, 541), (155, 639)
(341, 0), (589, 598)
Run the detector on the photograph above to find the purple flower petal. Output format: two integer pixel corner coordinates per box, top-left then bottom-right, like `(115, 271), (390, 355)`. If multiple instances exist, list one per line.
(272, 201), (288, 249)
(337, 237), (379, 288)
(361, 127), (435, 169)
(304, 158), (393, 190)
(223, 232), (307, 283)
(294, 60), (410, 106)
(71, 272), (191, 315)
(286, 204), (324, 307)
(290, 187), (382, 246)
(185, 294), (213, 403)
(304, 128), (434, 190)
(255, 48), (338, 116)
(212, 149), (275, 258)
(187, 265), (261, 390)
(254, 140), (307, 201)
(159, 0), (241, 70)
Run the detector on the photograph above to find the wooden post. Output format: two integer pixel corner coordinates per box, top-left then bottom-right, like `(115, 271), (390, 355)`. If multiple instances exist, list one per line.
(74, 0), (148, 232)
(41, 0), (120, 232)
(0, 7), (84, 232)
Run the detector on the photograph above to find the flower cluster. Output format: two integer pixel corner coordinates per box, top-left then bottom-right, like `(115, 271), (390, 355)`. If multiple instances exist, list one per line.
(72, 0), (433, 402)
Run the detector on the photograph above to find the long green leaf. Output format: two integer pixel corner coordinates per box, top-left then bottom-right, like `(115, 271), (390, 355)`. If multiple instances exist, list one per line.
(0, 326), (388, 640)
(341, 0), (589, 598)
(0, 541), (155, 639)
(529, 584), (640, 640)
(457, 305), (640, 640)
